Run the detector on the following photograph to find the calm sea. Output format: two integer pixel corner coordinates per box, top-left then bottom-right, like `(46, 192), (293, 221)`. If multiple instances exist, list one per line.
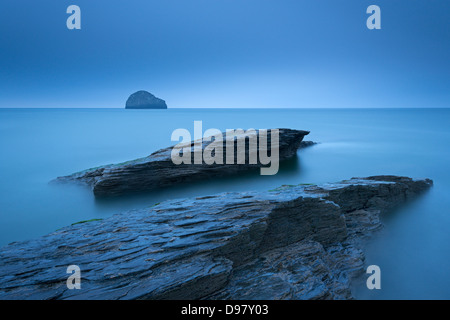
(0, 108), (449, 299)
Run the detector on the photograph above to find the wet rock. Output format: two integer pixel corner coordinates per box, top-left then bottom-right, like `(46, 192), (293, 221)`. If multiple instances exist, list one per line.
(0, 176), (432, 300)
(53, 129), (310, 197)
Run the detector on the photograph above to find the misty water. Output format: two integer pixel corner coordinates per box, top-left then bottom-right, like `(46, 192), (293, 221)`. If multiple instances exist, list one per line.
(0, 108), (449, 299)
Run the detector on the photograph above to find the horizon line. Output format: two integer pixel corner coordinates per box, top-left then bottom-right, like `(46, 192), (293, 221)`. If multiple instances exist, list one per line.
(1, 106), (450, 110)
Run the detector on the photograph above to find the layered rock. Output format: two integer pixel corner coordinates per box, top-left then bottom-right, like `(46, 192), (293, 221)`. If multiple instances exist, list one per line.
(53, 129), (310, 197)
(0, 176), (432, 300)
(125, 91), (167, 109)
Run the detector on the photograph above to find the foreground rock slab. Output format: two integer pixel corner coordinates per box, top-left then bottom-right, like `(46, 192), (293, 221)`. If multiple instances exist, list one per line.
(53, 128), (310, 197)
(0, 176), (432, 300)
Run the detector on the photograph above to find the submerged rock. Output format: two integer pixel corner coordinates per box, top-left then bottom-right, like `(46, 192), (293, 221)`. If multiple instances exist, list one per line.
(53, 128), (310, 197)
(298, 140), (318, 149)
(125, 90), (167, 109)
(0, 176), (432, 300)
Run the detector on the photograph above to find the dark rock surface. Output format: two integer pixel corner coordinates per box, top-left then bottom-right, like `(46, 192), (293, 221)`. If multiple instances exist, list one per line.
(125, 91), (167, 109)
(298, 140), (318, 149)
(0, 176), (432, 300)
(53, 129), (310, 197)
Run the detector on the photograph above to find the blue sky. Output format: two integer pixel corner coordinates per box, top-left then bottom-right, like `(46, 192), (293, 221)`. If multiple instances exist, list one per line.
(0, 0), (449, 108)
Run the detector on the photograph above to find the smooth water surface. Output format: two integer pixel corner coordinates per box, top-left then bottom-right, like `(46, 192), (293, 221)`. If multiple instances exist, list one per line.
(0, 108), (449, 299)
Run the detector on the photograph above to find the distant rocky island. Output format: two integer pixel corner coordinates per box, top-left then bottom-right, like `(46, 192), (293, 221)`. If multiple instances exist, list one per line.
(125, 90), (167, 109)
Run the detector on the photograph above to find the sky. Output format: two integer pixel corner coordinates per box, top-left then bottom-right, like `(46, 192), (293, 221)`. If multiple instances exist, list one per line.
(0, 0), (449, 108)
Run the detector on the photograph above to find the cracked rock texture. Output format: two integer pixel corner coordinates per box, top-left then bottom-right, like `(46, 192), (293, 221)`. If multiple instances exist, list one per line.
(0, 176), (432, 300)
(53, 129), (310, 197)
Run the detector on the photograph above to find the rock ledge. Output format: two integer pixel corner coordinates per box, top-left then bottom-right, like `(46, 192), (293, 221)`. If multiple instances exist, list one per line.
(0, 176), (432, 300)
(54, 128), (310, 197)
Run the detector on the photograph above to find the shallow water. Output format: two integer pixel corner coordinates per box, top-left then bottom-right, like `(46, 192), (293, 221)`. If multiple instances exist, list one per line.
(0, 108), (449, 299)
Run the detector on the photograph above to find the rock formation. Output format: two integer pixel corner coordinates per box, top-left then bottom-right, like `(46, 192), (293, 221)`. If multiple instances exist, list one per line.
(125, 91), (167, 109)
(53, 129), (310, 197)
(0, 176), (432, 300)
